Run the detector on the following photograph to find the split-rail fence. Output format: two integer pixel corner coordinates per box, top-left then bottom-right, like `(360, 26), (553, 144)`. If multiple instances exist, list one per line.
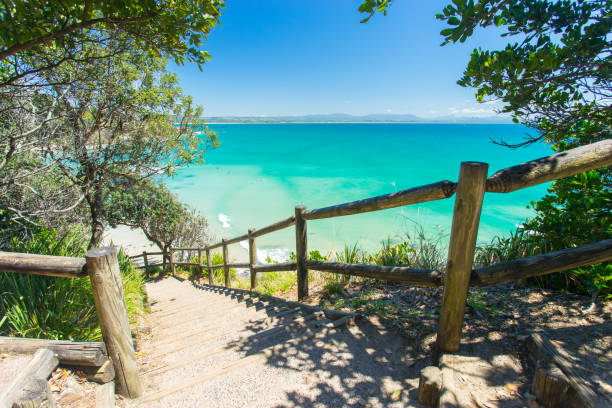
(0, 247), (143, 404)
(132, 139), (612, 353)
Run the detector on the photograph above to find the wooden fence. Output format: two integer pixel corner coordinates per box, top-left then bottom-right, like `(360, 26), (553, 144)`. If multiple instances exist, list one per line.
(0, 248), (143, 399)
(131, 139), (612, 353)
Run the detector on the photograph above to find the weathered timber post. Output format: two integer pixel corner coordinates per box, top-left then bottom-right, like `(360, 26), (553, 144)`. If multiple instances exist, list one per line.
(198, 248), (203, 281)
(437, 162), (488, 353)
(142, 251), (149, 279)
(169, 248), (175, 276)
(85, 247), (143, 398)
(206, 248), (213, 285)
(248, 229), (257, 289)
(295, 205), (308, 301)
(222, 239), (230, 287)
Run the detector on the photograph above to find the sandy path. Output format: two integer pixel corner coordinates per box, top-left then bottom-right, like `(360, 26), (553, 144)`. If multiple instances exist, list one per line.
(128, 277), (424, 407)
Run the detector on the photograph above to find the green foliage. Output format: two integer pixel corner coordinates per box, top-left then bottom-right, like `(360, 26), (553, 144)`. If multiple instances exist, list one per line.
(308, 249), (329, 262)
(174, 251), (239, 285)
(0, 222), (145, 340)
(365, 229), (445, 270)
(367, 238), (412, 266)
(255, 271), (296, 296)
(358, 0), (392, 23)
(475, 229), (541, 267)
(522, 170), (611, 298)
(107, 180), (209, 253)
(323, 281), (345, 296)
(0, 1), (224, 71)
(360, 0), (611, 298)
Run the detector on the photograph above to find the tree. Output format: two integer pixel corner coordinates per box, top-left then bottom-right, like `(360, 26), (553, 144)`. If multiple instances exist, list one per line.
(41, 40), (217, 248)
(359, 0), (611, 297)
(105, 180), (209, 255)
(0, 0), (224, 86)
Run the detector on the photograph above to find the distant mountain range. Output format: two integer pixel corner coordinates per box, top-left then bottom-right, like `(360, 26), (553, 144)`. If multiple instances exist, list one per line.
(203, 113), (513, 124)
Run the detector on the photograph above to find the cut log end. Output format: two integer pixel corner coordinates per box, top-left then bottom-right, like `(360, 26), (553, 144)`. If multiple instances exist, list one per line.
(418, 366), (441, 407)
(12, 378), (56, 408)
(532, 359), (570, 408)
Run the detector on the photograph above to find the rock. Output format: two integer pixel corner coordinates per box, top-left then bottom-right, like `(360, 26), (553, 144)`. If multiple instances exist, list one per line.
(58, 377), (84, 404)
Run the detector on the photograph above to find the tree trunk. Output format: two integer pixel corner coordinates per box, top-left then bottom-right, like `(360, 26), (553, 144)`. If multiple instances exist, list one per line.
(87, 187), (105, 250)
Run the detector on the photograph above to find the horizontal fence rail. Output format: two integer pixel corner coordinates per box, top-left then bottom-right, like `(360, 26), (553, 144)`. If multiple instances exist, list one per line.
(305, 260), (443, 287)
(471, 239), (612, 287)
(137, 140), (612, 354)
(486, 139), (612, 193)
(0, 251), (87, 278)
(302, 180), (457, 220)
(0, 248), (143, 398)
(252, 261), (298, 273)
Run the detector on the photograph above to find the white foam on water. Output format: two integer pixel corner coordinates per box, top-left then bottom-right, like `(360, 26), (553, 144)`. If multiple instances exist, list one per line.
(217, 213), (231, 228)
(239, 240), (290, 264)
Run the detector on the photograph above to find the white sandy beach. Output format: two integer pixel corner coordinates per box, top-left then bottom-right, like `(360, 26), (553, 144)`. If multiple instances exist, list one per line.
(103, 225), (158, 256)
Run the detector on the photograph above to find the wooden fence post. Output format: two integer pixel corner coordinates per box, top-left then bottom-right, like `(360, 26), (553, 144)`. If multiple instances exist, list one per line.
(437, 162), (488, 353)
(248, 229), (257, 289)
(85, 247), (143, 398)
(295, 205), (308, 301)
(142, 251), (148, 279)
(222, 239), (230, 287)
(169, 249), (175, 276)
(206, 248), (213, 285)
(198, 248), (203, 281)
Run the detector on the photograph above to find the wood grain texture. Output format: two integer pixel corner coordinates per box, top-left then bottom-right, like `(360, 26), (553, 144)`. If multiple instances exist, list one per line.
(11, 378), (55, 408)
(437, 162), (488, 353)
(305, 261), (442, 286)
(95, 381), (115, 408)
(66, 360), (115, 384)
(169, 249), (175, 276)
(222, 233), (249, 246)
(418, 366), (441, 407)
(302, 180), (457, 220)
(532, 359), (571, 408)
(225, 262), (250, 268)
(472, 239), (612, 286)
(295, 206), (308, 301)
(0, 348), (59, 408)
(197, 248), (203, 280)
(222, 239), (230, 287)
(252, 262), (297, 272)
(206, 248), (213, 285)
(0, 337), (107, 366)
(86, 247), (142, 398)
(529, 333), (607, 408)
(252, 216), (296, 238)
(0, 251), (87, 278)
(486, 139), (612, 193)
(248, 229), (257, 289)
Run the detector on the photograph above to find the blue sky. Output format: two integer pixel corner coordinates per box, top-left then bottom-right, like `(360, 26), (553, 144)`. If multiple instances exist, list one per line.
(170, 1), (512, 118)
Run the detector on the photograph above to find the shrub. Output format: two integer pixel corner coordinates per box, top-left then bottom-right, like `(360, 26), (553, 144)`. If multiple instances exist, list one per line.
(0, 223), (145, 340)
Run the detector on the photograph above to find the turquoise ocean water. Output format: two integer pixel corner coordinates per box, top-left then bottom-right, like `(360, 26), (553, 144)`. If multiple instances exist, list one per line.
(165, 123), (552, 261)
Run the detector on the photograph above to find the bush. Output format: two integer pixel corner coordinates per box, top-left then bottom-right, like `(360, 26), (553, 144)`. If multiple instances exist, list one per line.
(0, 223), (146, 340)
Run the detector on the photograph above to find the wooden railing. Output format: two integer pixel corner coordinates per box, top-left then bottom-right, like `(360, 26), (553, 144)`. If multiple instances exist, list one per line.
(0, 248), (143, 399)
(132, 139), (612, 353)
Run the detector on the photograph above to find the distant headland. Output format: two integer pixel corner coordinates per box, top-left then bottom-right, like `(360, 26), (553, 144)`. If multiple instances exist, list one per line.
(203, 113), (514, 124)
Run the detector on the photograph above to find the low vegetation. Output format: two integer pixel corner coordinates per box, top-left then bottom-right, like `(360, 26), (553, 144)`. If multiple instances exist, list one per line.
(0, 220), (146, 341)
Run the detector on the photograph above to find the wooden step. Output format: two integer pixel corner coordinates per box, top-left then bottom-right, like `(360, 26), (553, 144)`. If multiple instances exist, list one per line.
(144, 313), (330, 378)
(133, 315), (355, 406)
(149, 312), (325, 360)
(148, 307), (302, 351)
